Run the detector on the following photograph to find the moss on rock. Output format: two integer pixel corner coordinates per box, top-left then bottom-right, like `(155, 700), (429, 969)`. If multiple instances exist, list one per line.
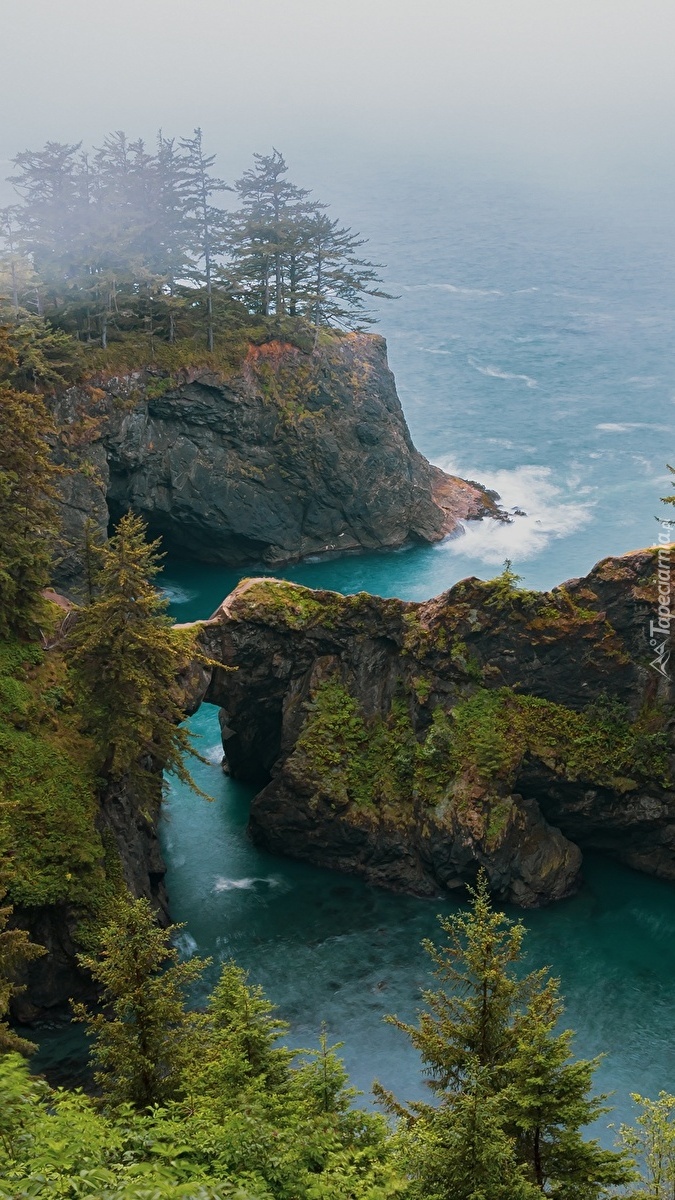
(0, 634), (114, 912)
(287, 677), (670, 825)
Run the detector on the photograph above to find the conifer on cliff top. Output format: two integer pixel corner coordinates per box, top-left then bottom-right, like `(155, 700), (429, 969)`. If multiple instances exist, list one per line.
(67, 511), (204, 803)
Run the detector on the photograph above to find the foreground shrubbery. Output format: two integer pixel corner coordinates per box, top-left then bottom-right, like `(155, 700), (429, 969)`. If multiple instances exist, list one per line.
(0, 898), (399, 1200)
(1, 880), (674, 1199)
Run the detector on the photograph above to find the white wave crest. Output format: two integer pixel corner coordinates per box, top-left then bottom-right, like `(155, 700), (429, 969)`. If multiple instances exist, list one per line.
(469, 358), (537, 388)
(213, 875), (283, 893)
(398, 282), (502, 297)
(174, 931), (199, 958)
(161, 584), (196, 604)
(427, 282), (502, 297)
(596, 422), (671, 433)
(434, 463), (593, 566)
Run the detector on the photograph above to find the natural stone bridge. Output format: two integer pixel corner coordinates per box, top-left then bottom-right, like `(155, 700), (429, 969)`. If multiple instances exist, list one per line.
(182, 548), (673, 909)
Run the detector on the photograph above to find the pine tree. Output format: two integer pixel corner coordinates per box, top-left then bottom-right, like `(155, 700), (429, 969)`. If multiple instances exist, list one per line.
(179, 128), (229, 350)
(192, 961), (293, 1107)
(89, 132), (161, 347)
(0, 886), (45, 1056)
(294, 1026), (361, 1117)
(150, 133), (192, 342)
(376, 874), (633, 1200)
(73, 895), (208, 1109)
(3, 315), (81, 393)
(620, 1092), (675, 1199)
(229, 149), (313, 318)
(78, 516), (106, 604)
(506, 979), (634, 1196)
(66, 511), (203, 801)
(394, 1060), (539, 1200)
(0, 333), (61, 639)
(8, 141), (84, 313)
(0, 206), (32, 317)
(293, 209), (392, 337)
(377, 873), (531, 1100)
(228, 149), (393, 334)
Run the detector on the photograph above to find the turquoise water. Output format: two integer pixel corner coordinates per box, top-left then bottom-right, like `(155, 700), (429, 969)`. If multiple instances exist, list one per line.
(162, 696), (675, 1135)
(160, 170), (675, 1134)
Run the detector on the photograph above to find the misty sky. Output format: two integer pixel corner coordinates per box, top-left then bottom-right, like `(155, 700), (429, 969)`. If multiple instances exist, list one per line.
(5, 1), (675, 189)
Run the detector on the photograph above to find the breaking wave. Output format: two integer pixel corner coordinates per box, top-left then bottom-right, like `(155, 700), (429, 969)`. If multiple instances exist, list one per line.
(435, 462), (593, 566)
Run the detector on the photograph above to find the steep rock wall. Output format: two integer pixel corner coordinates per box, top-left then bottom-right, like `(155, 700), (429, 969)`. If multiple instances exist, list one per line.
(52, 335), (497, 591)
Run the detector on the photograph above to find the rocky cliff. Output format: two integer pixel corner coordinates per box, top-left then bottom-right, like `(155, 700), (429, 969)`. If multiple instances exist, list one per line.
(192, 549), (673, 907)
(52, 334), (497, 591)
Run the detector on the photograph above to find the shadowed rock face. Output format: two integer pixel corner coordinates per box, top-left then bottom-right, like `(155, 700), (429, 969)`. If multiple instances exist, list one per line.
(189, 549), (673, 907)
(53, 335), (497, 590)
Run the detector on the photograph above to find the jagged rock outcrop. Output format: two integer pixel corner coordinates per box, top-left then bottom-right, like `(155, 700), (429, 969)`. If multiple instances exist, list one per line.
(190, 549), (673, 907)
(52, 334), (498, 589)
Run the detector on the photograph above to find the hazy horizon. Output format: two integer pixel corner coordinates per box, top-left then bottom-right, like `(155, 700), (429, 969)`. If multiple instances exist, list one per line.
(5, 0), (675, 195)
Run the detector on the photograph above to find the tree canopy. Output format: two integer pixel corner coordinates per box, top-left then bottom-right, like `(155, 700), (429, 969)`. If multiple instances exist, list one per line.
(2, 133), (392, 351)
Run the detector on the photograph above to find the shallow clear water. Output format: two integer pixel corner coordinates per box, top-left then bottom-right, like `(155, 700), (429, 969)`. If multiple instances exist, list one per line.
(159, 169), (675, 1135)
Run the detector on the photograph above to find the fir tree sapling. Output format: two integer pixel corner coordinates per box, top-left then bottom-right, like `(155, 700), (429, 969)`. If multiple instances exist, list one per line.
(66, 511), (207, 802)
(73, 895), (209, 1110)
(375, 873), (634, 1200)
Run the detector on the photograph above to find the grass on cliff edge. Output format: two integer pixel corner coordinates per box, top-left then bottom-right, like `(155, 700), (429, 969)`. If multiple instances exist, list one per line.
(82, 321), (344, 382)
(0, 635), (110, 911)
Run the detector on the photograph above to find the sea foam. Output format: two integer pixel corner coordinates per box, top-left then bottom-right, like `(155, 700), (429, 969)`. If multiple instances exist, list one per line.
(435, 461), (593, 566)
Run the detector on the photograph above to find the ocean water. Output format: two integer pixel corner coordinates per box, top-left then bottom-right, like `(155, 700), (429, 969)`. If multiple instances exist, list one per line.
(168, 166), (675, 600)
(161, 713), (675, 1137)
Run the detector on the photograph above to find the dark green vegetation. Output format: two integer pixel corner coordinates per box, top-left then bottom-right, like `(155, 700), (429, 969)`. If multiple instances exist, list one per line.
(0, 328), (62, 640)
(292, 677), (669, 818)
(0, 634), (107, 911)
(1, 136), (391, 355)
(0, 327), (115, 917)
(0, 890), (44, 1056)
(0, 894), (399, 1199)
(68, 512), (205, 804)
(1, 878), (673, 1197)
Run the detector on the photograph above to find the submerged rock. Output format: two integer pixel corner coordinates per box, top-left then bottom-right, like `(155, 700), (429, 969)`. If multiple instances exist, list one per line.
(52, 334), (499, 589)
(190, 548), (673, 907)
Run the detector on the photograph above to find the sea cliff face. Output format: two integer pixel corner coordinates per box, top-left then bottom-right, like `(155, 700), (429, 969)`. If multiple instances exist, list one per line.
(192, 549), (673, 907)
(52, 334), (496, 591)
